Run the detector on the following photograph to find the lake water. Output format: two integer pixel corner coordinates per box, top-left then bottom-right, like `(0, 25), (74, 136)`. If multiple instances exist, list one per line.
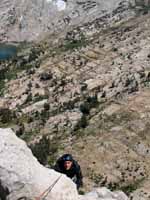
(0, 44), (17, 60)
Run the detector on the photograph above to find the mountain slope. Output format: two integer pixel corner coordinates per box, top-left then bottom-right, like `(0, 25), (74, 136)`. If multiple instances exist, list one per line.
(1, 1), (150, 199)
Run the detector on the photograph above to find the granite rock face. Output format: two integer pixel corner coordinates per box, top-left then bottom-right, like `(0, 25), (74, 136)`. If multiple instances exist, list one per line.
(0, 128), (78, 200)
(0, 0), (136, 42)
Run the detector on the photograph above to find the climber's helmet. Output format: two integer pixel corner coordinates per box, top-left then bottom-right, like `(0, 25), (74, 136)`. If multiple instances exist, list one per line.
(63, 154), (73, 170)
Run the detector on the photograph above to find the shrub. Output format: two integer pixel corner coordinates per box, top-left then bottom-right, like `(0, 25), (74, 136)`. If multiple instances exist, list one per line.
(29, 135), (59, 166)
(30, 135), (50, 165)
(0, 108), (16, 125)
(63, 34), (88, 51)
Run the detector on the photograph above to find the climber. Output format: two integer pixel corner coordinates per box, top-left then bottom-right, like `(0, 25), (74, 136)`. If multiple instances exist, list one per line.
(53, 154), (83, 190)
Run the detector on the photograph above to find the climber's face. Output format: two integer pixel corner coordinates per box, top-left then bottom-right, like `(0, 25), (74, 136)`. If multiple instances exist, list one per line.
(64, 160), (73, 170)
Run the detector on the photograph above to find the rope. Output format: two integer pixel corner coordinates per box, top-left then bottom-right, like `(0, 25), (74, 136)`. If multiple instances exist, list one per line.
(35, 175), (62, 200)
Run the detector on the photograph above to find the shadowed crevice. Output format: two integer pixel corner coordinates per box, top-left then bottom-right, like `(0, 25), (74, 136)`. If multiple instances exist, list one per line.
(0, 181), (9, 200)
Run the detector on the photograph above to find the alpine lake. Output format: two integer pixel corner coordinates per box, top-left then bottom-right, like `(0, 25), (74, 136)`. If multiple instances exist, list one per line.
(0, 44), (18, 60)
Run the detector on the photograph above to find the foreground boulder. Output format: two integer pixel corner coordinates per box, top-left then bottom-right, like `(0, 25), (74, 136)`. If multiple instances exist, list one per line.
(0, 128), (78, 200)
(80, 188), (128, 200)
(0, 128), (129, 200)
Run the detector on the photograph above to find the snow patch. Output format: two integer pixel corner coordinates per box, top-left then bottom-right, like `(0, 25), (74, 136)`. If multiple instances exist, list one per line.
(46, 0), (66, 11)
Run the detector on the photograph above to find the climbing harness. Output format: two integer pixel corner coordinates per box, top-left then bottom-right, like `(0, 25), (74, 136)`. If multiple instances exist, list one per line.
(35, 174), (62, 200)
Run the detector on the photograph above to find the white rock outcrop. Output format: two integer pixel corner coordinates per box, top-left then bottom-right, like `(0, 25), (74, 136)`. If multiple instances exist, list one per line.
(0, 128), (78, 200)
(0, 128), (129, 200)
(80, 188), (129, 200)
